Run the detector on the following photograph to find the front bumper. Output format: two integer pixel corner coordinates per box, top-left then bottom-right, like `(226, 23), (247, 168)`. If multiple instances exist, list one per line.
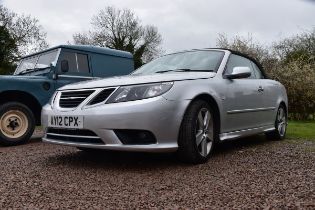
(41, 96), (190, 152)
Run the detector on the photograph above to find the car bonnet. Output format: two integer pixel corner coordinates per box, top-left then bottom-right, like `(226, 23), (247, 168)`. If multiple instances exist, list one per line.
(58, 72), (216, 90)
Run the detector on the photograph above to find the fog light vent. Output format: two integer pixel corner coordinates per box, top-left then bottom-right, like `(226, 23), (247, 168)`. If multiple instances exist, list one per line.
(114, 130), (157, 145)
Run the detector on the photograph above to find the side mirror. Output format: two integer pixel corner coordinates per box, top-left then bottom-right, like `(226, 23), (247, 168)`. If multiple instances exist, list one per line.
(50, 62), (58, 80)
(226, 67), (251, 79)
(61, 60), (69, 72)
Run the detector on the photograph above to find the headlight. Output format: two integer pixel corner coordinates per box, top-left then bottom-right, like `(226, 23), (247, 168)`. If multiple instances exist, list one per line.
(106, 82), (173, 103)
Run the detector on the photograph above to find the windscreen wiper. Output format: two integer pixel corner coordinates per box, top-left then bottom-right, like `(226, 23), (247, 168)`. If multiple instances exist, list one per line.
(17, 67), (50, 75)
(155, 69), (214, 74)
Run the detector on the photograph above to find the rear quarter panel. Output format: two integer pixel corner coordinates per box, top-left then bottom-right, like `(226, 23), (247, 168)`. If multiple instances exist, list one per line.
(261, 79), (288, 125)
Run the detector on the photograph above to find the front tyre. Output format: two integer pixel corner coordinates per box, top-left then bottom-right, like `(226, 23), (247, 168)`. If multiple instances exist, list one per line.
(265, 104), (287, 140)
(178, 100), (216, 164)
(0, 102), (35, 146)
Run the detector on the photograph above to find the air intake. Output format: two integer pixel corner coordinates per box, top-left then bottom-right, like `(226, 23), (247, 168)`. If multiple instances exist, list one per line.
(88, 88), (116, 105)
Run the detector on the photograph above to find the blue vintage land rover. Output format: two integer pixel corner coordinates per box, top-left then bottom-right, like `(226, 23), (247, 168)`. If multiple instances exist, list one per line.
(0, 45), (134, 146)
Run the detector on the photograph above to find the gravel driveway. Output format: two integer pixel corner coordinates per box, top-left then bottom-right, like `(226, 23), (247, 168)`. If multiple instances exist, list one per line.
(0, 136), (314, 209)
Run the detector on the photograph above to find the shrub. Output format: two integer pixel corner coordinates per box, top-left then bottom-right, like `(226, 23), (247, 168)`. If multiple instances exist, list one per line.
(268, 61), (315, 120)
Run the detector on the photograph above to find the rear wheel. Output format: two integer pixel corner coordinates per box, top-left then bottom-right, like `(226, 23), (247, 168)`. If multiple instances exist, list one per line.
(0, 102), (35, 146)
(177, 100), (216, 164)
(265, 104), (287, 140)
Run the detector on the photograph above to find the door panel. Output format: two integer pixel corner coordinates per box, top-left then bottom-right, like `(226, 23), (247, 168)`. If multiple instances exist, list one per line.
(55, 50), (93, 89)
(222, 79), (265, 132)
(251, 62), (277, 126)
(222, 54), (267, 133)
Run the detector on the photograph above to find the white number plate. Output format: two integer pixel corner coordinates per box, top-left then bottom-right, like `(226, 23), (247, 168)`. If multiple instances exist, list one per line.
(48, 115), (83, 129)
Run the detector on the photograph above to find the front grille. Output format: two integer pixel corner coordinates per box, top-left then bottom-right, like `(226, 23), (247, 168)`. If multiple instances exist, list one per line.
(59, 90), (94, 108)
(46, 128), (104, 144)
(88, 88), (116, 105)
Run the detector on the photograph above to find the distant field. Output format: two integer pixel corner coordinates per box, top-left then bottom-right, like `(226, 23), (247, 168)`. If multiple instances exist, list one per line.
(287, 121), (315, 140)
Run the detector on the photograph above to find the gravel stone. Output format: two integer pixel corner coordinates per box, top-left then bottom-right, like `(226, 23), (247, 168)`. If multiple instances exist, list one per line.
(0, 136), (314, 209)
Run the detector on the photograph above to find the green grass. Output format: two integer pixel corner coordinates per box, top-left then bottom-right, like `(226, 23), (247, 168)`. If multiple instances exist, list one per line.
(287, 121), (315, 140)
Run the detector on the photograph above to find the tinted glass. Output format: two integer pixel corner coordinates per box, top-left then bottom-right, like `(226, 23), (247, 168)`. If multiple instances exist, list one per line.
(132, 50), (224, 75)
(225, 54), (255, 79)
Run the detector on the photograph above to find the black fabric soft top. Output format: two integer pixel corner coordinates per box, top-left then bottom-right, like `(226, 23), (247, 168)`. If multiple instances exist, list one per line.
(209, 48), (268, 79)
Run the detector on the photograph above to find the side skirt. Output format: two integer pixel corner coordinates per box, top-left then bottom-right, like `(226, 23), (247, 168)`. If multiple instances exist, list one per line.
(219, 125), (275, 141)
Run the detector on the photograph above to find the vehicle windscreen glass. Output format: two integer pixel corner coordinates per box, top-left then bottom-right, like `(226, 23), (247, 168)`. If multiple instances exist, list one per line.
(15, 56), (39, 73)
(132, 50), (224, 75)
(35, 50), (59, 69)
(15, 49), (59, 75)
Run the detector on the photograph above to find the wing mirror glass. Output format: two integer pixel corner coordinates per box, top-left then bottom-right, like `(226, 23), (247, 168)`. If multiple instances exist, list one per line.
(226, 67), (251, 79)
(61, 60), (69, 72)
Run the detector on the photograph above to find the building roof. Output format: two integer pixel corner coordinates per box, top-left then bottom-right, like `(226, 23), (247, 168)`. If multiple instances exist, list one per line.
(22, 45), (133, 59)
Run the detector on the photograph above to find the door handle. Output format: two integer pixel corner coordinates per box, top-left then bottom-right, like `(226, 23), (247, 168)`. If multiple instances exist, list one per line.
(258, 86), (264, 92)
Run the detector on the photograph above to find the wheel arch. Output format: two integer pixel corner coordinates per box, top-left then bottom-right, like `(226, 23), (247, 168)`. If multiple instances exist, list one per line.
(279, 101), (288, 117)
(0, 90), (42, 126)
(279, 101), (287, 110)
(190, 93), (221, 136)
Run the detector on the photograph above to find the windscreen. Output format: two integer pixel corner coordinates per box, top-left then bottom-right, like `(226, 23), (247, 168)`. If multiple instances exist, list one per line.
(132, 50), (224, 75)
(15, 49), (59, 75)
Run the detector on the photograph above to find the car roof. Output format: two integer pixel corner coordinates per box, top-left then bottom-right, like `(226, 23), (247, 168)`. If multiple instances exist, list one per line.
(22, 45), (133, 59)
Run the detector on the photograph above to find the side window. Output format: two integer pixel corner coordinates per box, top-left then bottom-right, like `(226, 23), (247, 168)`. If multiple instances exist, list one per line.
(225, 54), (255, 79)
(60, 52), (77, 72)
(59, 52), (90, 74)
(251, 62), (264, 79)
(77, 53), (89, 73)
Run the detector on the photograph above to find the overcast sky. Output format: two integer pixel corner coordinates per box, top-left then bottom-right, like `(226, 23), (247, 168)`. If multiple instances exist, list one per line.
(2, 0), (315, 53)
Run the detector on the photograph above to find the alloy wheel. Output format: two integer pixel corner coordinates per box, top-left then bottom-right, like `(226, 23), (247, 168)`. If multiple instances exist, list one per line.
(195, 108), (214, 157)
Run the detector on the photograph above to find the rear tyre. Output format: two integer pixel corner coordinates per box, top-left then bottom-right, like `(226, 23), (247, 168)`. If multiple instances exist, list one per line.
(177, 100), (216, 164)
(0, 102), (35, 146)
(265, 104), (287, 140)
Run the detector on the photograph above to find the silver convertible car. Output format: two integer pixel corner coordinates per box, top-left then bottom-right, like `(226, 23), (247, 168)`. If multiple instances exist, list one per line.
(42, 49), (288, 163)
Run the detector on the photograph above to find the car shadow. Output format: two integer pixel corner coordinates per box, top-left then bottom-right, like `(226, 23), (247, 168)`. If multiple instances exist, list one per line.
(45, 134), (276, 170)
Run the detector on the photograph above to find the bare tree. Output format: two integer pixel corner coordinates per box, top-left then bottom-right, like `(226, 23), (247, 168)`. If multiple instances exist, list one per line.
(216, 33), (276, 71)
(73, 6), (163, 68)
(272, 29), (315, 65)
(0, 5), (48, 62)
